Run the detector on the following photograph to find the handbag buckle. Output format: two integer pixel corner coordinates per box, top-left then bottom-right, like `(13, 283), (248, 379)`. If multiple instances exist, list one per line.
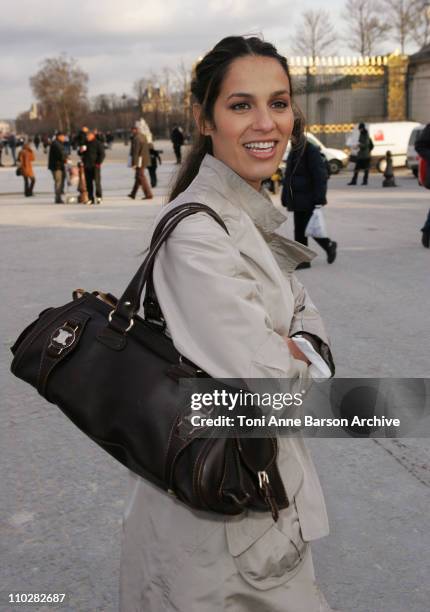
(47, 323), (79, 357)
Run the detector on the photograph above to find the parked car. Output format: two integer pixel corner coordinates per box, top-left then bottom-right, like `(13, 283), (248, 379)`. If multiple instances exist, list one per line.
(305, 133), (348, 174)
(345, 121), (422, 172)
(282, 133), (348, 176)
(406, 125), (425, 177)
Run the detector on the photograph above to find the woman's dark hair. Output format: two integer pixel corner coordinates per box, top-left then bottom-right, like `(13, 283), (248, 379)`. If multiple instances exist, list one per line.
(169, 35), (304, 201)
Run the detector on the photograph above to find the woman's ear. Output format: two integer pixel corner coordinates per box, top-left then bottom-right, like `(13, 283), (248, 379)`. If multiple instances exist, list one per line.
(192, 103), (214, 136)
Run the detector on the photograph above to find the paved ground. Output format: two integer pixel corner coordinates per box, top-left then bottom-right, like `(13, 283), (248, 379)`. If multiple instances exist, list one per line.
(1, 151), (430, 612)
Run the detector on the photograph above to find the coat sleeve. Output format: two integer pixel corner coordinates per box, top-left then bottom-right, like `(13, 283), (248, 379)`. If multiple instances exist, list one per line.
(280, 151), (293, 208)
(308, 146), (328, 206)
(288, 273), (335, 376)
(130, 138), (138, 166)
(97, 141), (105, 165)
(152, 212), (310, 381)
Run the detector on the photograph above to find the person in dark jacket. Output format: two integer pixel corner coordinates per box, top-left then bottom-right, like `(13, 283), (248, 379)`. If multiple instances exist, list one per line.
(348, 122), (373, 185)
(281, 140), (337, 269)
(127, 126), (153, 199)
(79, 131), (105, 204)
(76, 126), (89, 148)
(170, 125), (184, 163)
(48, 133), (67, 203)
(148, 146), (162, 187)
(8, 133), (17, 165)
(42, 134), (50, 154)
(415, 122), (430, 248)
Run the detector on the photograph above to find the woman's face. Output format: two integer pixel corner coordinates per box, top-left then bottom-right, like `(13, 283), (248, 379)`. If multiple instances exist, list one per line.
(200, 55), (294, 191)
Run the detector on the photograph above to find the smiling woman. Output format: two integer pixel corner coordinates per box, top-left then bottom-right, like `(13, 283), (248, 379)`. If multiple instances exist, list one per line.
(120, 36), (335, 612)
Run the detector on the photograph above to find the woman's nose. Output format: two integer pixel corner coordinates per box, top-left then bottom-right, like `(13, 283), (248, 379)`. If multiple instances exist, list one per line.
(252, 108), (276, 131)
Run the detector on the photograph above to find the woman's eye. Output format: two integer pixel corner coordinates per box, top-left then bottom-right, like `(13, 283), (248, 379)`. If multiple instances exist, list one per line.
(272, 100), (289, 109)
(230, 102), (250, 110)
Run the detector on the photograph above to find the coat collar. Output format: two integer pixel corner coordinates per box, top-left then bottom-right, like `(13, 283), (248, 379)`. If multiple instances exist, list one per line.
(196, 154), (316, 266)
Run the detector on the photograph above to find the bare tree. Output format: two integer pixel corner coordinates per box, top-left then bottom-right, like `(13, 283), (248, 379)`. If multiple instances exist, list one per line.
(172, 60), (193, 135)
(380, 0), (415, 52)
(30, 56), (89, 132)
(292, 9), (337, 59)
(410, 0), (430, 48)
(342, 0), (390, 55)
(133, 74), (158, 109)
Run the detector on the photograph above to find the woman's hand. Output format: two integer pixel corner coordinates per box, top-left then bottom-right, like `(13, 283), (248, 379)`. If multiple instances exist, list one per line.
(284, 337), (311, 365)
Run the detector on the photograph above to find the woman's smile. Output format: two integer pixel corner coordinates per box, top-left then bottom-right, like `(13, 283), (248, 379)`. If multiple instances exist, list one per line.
(242, 139), (279, 160)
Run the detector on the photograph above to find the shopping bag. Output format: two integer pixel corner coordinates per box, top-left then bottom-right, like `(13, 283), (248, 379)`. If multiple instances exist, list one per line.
(305, 207), (328, 238)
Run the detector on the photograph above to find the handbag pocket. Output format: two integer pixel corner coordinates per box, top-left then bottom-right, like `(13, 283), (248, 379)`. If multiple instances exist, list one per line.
(226, 500), (308, 590)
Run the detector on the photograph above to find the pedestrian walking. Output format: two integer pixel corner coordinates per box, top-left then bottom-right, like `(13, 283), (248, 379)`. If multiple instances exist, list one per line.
(382, 151), (396, 187)
(282, 140), (337, 269)
(106, 131), (114, 149)
(348, 122), (374, 185)
(42, 134), (50, 154)
(127, 126), (153, 200)
(48, 133), (67, 204)
(76, 126), (89, 148)
(120, 35), (335, 612)
(170, 124), (184, 163)
(77, 162), (89, 204)
(63, 134), (72, 156)
(79, 131), (105, 205)
(17, 142), (36, 196)
(34, 134), (41, 150)
(8, 133), (17, 166)
(0, 134), (4, 166)
(94, 128), (106, 147)
(148, 145), (162, 187)
(415, 122), (430, 248)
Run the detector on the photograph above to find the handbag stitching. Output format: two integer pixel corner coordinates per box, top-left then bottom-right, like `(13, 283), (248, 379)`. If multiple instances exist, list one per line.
(193, 438), (208, 503)
(164, 413), (181, 486)
(196, 437), (218, 509)
(193, 437), (214, 508)
(218, 453), (229, 499)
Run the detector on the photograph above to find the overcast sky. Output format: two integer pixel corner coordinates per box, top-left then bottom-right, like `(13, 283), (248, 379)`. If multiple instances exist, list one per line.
(0, 0), (418, 119)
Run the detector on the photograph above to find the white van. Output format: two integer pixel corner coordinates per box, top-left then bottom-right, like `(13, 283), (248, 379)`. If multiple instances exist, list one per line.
(345, 121), (422, 172)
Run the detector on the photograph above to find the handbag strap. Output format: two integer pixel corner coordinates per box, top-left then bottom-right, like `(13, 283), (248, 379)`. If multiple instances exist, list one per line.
(108, 203), (229, 333)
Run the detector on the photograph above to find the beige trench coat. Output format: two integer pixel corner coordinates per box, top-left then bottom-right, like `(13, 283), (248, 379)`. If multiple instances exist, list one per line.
(120, 154), (334, 612)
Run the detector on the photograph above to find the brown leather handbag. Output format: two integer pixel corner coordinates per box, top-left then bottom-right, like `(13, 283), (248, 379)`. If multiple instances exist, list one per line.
(10, 203), (288, 521)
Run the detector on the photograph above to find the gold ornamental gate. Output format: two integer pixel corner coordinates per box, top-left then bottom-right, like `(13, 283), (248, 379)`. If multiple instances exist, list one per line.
(286, 52), (409, 141)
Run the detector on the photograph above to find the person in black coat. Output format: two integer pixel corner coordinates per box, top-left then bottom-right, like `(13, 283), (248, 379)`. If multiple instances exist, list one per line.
(170, 125), (184, 164)
(348, 122), (373, 185)
(148, 146), (162, 188)
(79, 131), (105, 204)
(281, 140), (337, 268)
(48, 133), (67, 203)
(415, 122), (430, 248)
